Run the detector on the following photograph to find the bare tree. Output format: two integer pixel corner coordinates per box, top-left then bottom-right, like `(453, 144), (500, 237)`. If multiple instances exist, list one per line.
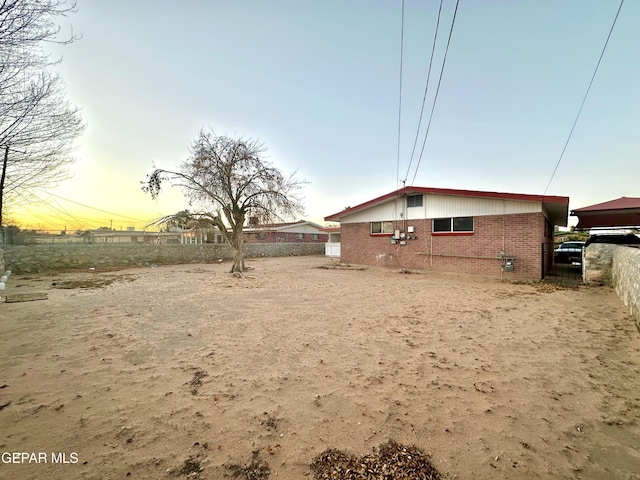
(143, 130), (306, 273)
(0, 0), (84, 225)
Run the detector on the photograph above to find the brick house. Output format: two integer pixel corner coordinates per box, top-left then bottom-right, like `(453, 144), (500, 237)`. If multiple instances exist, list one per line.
(324, 186), (569, 280)
(84, 228), (184, 244)
(243, 221), (328, 244)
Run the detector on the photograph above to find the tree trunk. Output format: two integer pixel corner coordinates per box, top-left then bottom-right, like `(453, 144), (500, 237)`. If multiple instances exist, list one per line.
(229, 232), (245, 273)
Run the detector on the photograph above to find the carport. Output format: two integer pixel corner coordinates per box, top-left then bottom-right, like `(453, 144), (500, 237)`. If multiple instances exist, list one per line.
(570, 197), (640, 287)
(571, 197), (640, 229)
(541, 197), (640, 286)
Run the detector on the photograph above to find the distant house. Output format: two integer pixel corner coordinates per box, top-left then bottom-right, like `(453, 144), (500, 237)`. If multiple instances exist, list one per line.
(85, 228), (184, 244)
(242, 220), (328, 244)
(84, 221), (330, 245)
(324, 186), (569, 280)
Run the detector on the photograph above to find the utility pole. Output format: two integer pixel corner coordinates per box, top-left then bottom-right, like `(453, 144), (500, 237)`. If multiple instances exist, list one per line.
(0, 145), (9, 227)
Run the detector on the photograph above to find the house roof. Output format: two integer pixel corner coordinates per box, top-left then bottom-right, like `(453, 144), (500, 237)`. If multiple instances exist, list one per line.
(571, 197), (640, 213)
(570, 197), (640, 229)
(88, 229), (179, 236)
(243, 220), (324, 232)
(325, 186), (569, 225)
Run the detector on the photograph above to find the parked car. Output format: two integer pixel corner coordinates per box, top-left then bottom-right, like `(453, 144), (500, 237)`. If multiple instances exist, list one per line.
(584, 233), (640, 247)
(554, 241), (585, 265)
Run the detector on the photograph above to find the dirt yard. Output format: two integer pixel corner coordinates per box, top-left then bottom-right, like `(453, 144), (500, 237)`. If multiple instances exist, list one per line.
(1, 255), (639, 479)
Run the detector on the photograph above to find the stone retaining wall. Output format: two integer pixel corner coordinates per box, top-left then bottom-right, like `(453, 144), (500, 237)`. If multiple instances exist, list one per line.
(2, 242), (324, 273)
(583, 244), (617, 285)
(612, 247), (640, 330)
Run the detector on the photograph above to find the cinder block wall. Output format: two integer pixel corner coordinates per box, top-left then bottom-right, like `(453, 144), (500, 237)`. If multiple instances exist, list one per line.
(2, 243), (324, 273)
(584, 244), (617, 285)
(340, 212), (545, 280)
(611, 247), (640, 330)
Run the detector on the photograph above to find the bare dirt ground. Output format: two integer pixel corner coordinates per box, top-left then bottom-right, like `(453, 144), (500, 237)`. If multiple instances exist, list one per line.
(1, 255), (639, 479)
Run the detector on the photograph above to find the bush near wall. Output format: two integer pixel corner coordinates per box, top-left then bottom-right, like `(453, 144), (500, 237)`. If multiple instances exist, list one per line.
(2, 243), (324, 274)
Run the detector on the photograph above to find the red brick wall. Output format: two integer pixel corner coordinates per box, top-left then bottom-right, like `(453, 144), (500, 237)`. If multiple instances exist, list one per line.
(340, 212), (546, 280)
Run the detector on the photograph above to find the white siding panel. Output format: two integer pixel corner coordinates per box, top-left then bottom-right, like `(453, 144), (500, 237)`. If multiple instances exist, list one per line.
(341, 199), (404, 223)
(342, 194), (541, 223)
(425, 194), (541, 218)
(406, 202), (426, 219)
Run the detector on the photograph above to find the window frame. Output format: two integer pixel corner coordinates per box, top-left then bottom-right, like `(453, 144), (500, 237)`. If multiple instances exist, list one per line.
(432, 216), (474, 235)
(370, 221), (394, 236)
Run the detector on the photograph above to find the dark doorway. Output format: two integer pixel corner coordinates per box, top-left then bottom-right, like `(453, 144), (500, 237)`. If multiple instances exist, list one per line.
(541, 241), (583, 286)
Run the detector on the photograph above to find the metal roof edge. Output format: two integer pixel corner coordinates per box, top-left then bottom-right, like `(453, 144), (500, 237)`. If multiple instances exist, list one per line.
(325, 186), (569, 221)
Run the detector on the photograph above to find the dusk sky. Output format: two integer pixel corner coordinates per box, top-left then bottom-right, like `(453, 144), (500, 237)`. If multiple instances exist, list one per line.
(12, 0), (638, 231)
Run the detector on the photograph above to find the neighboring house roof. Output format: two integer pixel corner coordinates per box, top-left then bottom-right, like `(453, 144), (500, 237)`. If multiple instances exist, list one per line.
(87, 229), (182, 239)
(243, 220), (325, 232)
(571, 196), (640, 212)
(325, 186), (569, 225)
(571, 197), (640, 229)
(88, 229), (173, 235)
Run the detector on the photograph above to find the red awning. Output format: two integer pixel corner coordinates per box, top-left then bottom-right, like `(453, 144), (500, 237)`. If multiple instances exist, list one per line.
(571, 197), (640, 229)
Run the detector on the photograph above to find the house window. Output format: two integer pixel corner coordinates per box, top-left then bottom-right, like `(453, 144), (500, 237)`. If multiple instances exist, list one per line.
(371, 221), (393, 235)
(433, 217), (474, 233)
(453, 217), (473, 232)
(295, 233), (304, 240)
(407, 194), (423, 208)
(310, 234), (319, 240)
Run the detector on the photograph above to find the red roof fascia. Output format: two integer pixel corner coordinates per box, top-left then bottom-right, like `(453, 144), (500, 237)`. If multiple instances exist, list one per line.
(324, 186), (568, 221)
(575, 212), (640, 229)
(571, 197), (640, 213)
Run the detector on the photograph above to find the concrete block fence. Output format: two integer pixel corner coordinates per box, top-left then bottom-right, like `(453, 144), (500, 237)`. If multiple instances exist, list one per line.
(585, 244), (640, 330)
(2, 242), (324, 274)
(611, 247), (640, 330)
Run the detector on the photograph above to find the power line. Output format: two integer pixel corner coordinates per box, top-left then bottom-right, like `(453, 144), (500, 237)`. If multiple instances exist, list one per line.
(11, 195), (86, 231)
(16, 192), (103, 229)
(395, 0), (405, 190)
(411, 0), (460, 185)
(35, 189), (147, 223)
(543, 0), (624, 195)
(48, 195), (95, 226)
(19, 211), (64, 230)
(404, 0), (444, 184)
(11, 188), (153, 229)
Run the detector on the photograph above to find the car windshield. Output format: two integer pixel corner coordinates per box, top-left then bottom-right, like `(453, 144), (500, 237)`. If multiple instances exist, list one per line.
(559, 243), (583, 249)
